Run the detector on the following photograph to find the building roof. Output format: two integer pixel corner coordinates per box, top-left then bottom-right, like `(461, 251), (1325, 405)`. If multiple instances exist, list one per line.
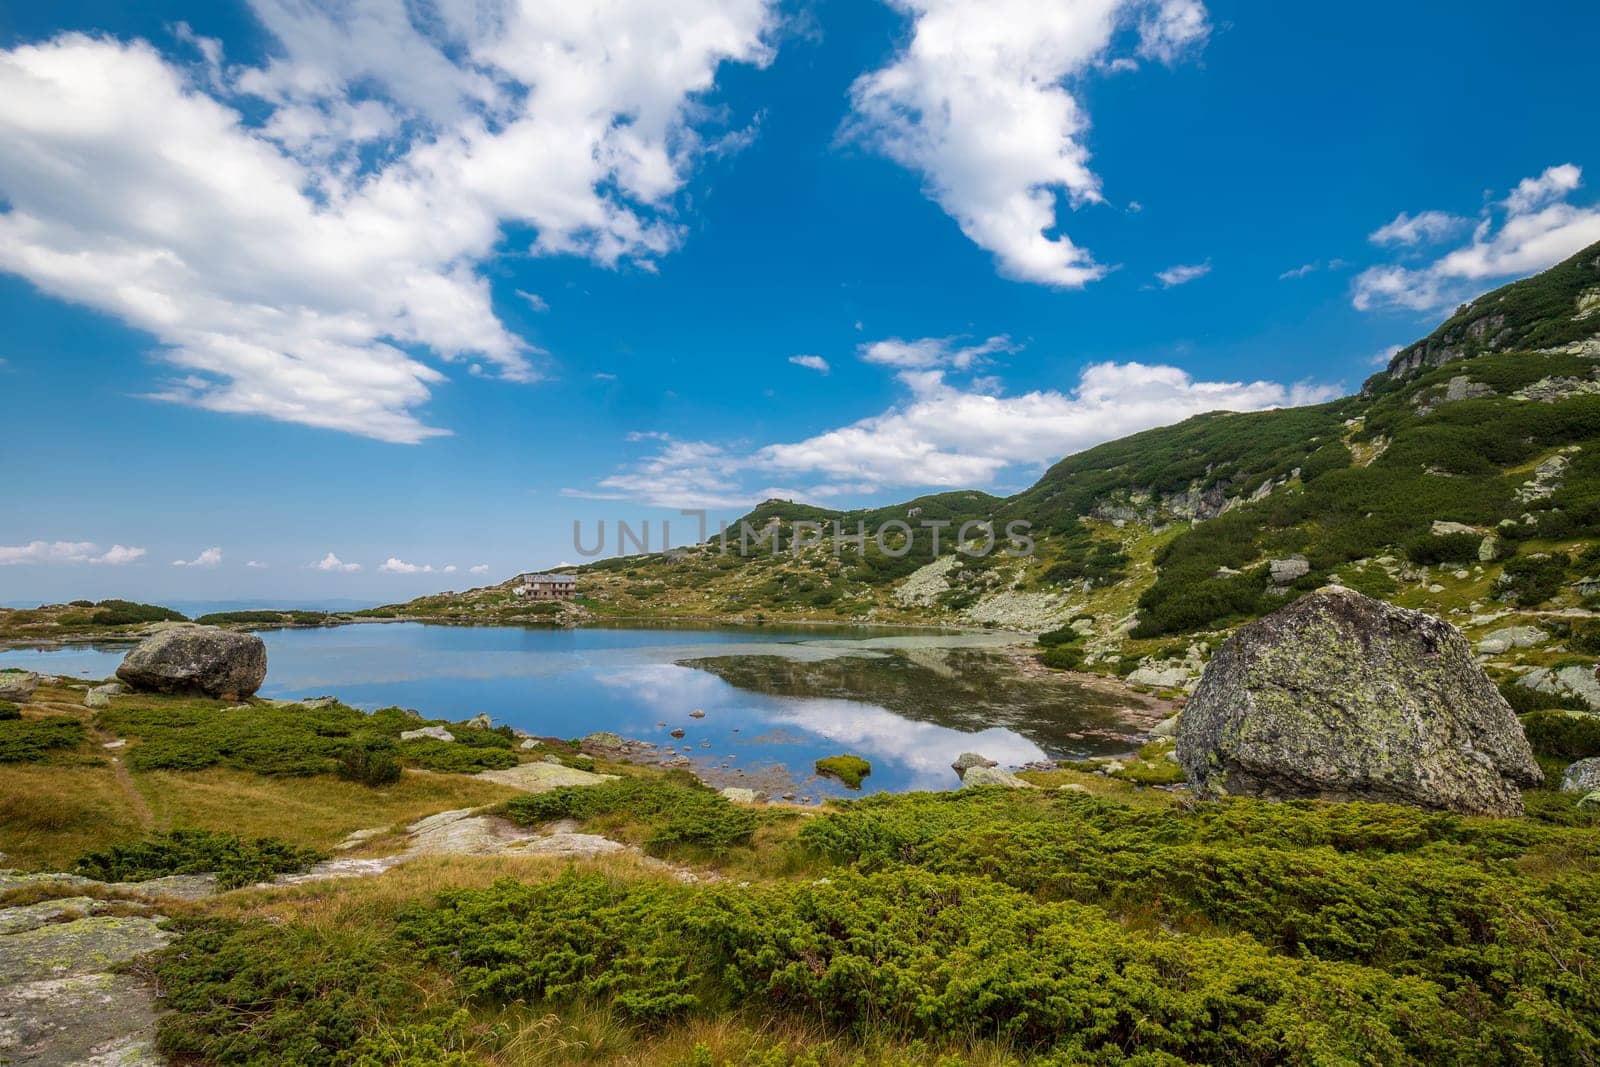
(520, 572), (577, 584)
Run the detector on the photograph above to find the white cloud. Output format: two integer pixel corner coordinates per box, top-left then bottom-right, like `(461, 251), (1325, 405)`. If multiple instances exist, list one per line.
(1279, 262), (1318, 280)
(1355, 164), (1600, 313)
(577, 352), (1339, 508)
(594, 372), (618, 381)
(379, 556), (436, 574)
(246, 559), (269, 569)
(515, 290), (549, 312)
(843, 0), (1208, 287)
(443, 564), (457, 574)
(172, 546), (223, 568)
(468, 564), (491, 575)
(0, 541), (145, 566)
(858, 335), (1012, 370)
(0, 5), (777, 442)
(1155, 260), (1210, 287)
(1368, 210), (1467, 248)
(789, 354), (830, 373)
(1369, 344), (1403, 367)
(311, 552), (361, 572)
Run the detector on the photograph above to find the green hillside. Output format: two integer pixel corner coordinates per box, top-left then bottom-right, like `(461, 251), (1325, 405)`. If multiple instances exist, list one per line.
(383, 242), (1600, 693)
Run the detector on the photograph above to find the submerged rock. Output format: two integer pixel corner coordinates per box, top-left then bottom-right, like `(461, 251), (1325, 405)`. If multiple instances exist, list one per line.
(1176, 587), (1541, 816)
(115, 626), (266, 700)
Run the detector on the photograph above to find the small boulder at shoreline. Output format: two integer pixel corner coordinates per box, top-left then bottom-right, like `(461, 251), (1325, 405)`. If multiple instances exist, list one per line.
(0, 671), (39, 703)
(1177, 586), (1541, 816)
(951, 752), (998, 778)
(962, 766), (1033, 789)
(115, 626), (266, 701)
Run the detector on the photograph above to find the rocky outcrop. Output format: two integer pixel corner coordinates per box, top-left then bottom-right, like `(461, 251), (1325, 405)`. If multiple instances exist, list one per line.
(951, 752), (998, 777)
(1268, 556), (1310, 586)
(1561, 757), (1600, 794)
(0, 671), (39, 702)
(115, 626), (267, 700)
(1476, 626), (1549, 655)
(961, 765), (1033, 789)
(400, 725), (454, 742)
(1176, 587), (1541, 816)
(1517, 665), (1600, 710)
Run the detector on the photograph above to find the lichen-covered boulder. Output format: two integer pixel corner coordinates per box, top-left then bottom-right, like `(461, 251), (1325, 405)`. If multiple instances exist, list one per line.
(0, 670), (39, 702)
(115, 626), (266, 701)
(1561, 757), (1600, 794)
(951, 752), (998, 777)
(1176, 587), (1541, 816)
(961, 765), (1033, 789)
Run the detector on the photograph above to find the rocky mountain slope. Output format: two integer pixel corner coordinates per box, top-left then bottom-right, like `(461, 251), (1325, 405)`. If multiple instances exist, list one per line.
(381, 242), (1600, 694)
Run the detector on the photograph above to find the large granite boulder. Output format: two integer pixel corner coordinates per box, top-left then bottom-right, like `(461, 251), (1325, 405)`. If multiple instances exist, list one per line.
(1176, 587), (1541, 816)
(115, 626), (266, 700)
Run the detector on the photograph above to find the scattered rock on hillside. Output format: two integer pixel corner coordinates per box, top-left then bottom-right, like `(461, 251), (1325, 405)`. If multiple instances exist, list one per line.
(1176, 586), (1542, 816)
(1268, 556), (1309, 585)
(1561, 758), (1600, 794)
(582, 731), (625, 750)
(951, 752), (998, 777)
(400, 725), (454, 742)
(0, 671), (39, 702)
(1476, 626), (1549, 655)
(1518, 664), (1600, 710)
(719, 787), (760, 803)
(961, 765), (1033, 789)
(1431, 520), (1479, 536)
(115, 626), (267, 701)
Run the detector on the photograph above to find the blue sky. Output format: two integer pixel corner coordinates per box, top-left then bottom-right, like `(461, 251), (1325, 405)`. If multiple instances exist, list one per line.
(2, 0), (1598, 604)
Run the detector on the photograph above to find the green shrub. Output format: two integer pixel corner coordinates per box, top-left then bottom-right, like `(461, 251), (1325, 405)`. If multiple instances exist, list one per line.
(150, 918), (425, 1065)
(1500, 679), (1589, 715)
(98, 701), (511, 778)
(74, 829), (321, 889)
(336, 740), (403, 786)
(0, 717), (85, 762)
(1035, 627), (1081, 647)
(815, 754), (871, 789)
(396, 739), (517, 773)
(92, 599), (188, 626)
(1037, 644), (1083, 670)
(0, 699), (19, 721)
(1521, 709), (1600, 759)
(1404, 531), (1482, 564)
(501, 777), (757, 857)
(1500, 552), (1570, 606)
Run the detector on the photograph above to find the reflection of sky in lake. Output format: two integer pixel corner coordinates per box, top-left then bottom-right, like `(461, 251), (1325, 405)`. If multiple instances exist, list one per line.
(1, 623), (1130, 797)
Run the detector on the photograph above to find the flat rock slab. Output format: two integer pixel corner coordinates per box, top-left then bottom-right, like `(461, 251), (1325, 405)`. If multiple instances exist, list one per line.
(0, 916), (171, 985)
(0, 972), (164, 1066)
(502, 833), (627, 859)
(475, 762), (618, 792)
(0, 897), (113, 936)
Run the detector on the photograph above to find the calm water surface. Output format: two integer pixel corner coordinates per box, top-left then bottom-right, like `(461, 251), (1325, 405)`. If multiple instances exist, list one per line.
(0, 622), (1141, 797)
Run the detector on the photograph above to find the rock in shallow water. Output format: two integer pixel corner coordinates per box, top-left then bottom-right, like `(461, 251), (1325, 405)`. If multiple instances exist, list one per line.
(1176, 587), (1541, 816)
(115, 626), (266, 700)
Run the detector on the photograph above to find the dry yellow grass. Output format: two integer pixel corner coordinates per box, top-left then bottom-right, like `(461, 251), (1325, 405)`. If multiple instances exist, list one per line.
(131, 767), (520, 851)
(0, 762), (149, 869)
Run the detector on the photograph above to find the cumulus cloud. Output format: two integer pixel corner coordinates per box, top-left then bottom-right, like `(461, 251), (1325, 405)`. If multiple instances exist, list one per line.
(789, 354), (830, 373)
(843, 0), (1208, 288)
(172, 546), (223, 568)
(574, 345), (1339, 508)
(0, 541), (146, 566)
(1155, 261), (1210, 287)
(1368, 210), (1467, 248)
(379, 556), (437, 574)
(246, 560), (269, 569)
(0, 4), (777, 442)
(1354, 164), (1600, 313)
(311, 552), (361, 572)
(468, 564), (490, 575)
